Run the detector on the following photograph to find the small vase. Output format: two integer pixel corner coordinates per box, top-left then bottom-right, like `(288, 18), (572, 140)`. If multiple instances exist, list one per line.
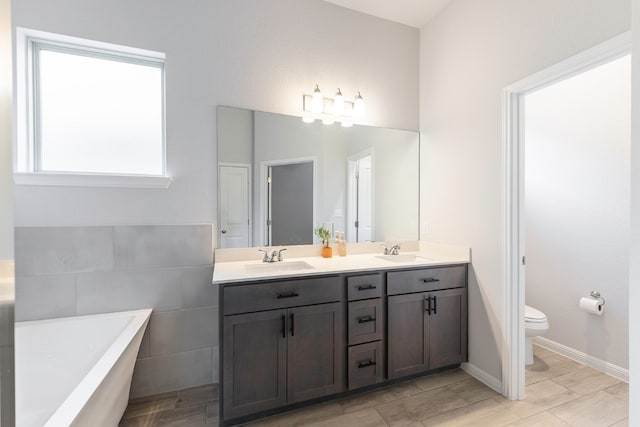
(322, 246), (333, 258)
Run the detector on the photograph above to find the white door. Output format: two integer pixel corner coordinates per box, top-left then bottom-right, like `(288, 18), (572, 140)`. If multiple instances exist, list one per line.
(347, 153), (373, 242)
(219, 165), (250, 248)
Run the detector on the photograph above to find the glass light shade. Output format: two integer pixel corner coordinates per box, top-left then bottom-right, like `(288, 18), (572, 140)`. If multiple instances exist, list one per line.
(311, 84), (323, 113)
(322, 117), (335, 125)
(302, 115), (315, 123)
(333, 88), (344, 116)
(353, 92), (365, 119)
(341, 120), (353, 128)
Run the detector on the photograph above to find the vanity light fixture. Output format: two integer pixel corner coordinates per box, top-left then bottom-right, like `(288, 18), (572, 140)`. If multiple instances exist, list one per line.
(302, 84), (364, 125)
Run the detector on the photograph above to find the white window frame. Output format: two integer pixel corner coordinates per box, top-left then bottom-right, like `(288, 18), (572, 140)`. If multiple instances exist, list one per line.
(14, 28), (172, 188)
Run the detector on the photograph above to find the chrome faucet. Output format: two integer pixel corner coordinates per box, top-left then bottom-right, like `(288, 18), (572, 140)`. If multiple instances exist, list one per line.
(259, 248), (287, 263)
(383, 243), (401, 256)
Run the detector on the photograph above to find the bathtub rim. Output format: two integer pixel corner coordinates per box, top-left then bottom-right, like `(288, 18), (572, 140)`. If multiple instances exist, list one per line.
(16, 308), (152, 427)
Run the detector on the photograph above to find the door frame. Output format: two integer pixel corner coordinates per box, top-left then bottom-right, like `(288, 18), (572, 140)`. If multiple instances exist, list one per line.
(259, 157), (317, 246)
(218, 162), (252, 248)
(347, 148), (374, 243)
(501, 32), (631, 400)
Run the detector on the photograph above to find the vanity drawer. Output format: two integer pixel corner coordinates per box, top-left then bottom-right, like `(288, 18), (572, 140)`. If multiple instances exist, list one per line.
(348, 299), (383, 345)
(223, 276), (341, 315)
(387, 265), (466, 296)
(347, 274), (382, 301)
(348, 341), (385, 390)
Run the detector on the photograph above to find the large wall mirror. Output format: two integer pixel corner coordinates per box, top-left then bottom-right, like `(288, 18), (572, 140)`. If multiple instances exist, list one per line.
(217, 106), (419, 248)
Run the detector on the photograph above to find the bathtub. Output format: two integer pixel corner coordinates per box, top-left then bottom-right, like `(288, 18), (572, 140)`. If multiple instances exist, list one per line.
(16, 309), (152, 427)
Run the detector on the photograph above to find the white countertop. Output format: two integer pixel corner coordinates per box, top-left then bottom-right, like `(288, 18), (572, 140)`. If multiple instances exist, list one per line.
(213, 243), (470, 284)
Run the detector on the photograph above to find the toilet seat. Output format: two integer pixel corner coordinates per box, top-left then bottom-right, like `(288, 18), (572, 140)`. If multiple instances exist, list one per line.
(525, 305), (547, 323)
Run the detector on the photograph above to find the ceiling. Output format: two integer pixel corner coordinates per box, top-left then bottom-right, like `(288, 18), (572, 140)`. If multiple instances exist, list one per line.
(322, 0), (453, 29)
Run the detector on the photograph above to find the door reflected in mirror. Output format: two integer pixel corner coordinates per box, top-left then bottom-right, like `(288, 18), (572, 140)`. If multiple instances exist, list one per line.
(217, 106), (419, 248)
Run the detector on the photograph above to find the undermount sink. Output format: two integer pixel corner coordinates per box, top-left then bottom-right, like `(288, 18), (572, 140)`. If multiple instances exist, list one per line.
(376, 254), (433, 263)
(244, 260), (314, 273)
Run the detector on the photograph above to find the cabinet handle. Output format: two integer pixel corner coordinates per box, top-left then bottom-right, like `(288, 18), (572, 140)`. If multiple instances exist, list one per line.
(425, 296), (432, 315)
(281, 314), (286, 338)
(290, 313), (295, 336)
(357, 284), (377, 291)
(357, 315), (376, 324)
(357, 360), (376, 368)
(277, 292), (299, 299)
(421, 278), (440, 284)
(433, 296), (437, 315)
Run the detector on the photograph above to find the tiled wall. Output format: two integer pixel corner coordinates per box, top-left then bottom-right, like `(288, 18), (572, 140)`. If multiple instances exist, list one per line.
(14, 224), (217, 398)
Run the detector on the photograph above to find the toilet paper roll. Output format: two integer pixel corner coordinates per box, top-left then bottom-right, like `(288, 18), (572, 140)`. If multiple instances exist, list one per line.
(579, 297), (604, 315)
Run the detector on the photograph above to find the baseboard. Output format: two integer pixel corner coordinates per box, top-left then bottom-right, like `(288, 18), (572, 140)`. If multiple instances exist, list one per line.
(532, 336), (629, 383)
(461, 362), (502, 394)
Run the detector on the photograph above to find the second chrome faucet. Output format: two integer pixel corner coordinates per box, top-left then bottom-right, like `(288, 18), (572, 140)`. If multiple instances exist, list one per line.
(259, 248), (287, 263)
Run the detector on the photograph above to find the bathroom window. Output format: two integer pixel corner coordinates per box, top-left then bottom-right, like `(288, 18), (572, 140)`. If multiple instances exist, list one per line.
(15, 28), (171, 188)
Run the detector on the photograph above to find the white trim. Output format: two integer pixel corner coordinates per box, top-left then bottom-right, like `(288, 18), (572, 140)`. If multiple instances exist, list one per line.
(14, 27), (168, 181)
(13, 172), (172, 189)
(461, 362), (502, 394)
(533, 337), (629, 383)
(501, 31), (631, 401)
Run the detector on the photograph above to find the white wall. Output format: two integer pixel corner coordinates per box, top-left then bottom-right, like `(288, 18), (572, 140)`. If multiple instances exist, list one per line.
(629, 0), (639, 422)
(11, 0), (419, 227)
(1, 0), (12, 260)
(419, 0), (631, 381)
(525, 56), (630, 369)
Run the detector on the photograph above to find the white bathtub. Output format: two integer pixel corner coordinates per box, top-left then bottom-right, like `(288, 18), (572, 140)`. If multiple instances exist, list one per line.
(16, 309), (152, 427)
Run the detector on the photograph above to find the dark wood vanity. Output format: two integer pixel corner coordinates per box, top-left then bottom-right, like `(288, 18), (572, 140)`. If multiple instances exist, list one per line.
(218, 263), (468, 426)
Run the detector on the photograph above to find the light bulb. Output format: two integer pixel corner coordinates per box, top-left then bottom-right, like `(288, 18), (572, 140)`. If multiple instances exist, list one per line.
(353, 91), (365, 119)
(333, 88), (344, 116)
(311, 84), (323, 114)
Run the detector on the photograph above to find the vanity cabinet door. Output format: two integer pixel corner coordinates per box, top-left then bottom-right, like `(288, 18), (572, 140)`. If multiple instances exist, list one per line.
(428, 288), (467, 369)
(387, 292), (429, 379)
(287, 302), (344, 403)
(223, 309), (287, 419)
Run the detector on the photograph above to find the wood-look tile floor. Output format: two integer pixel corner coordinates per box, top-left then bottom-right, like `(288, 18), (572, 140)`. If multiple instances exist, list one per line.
(119, 345), (629, 427)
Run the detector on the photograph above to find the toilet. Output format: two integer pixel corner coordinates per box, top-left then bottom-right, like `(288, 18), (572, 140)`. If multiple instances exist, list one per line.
(525, 305), (549, 365)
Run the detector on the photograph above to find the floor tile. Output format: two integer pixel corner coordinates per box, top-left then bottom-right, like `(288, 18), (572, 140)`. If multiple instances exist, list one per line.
(505, 411), (569, 427)
(412, 368), (471, 392)
(525, 354), (582, 386)
(549, 390), (627, 427)
(375, 386), (468, 426)
(446, 377), (501, 404)
(497, 380), (580, 419)
(305, 408), (388, 427)
(420, 397), (509, 427)
(339, 380), (424, 413)
(122, 396), (178, 420)
(551, 366), (621, 395)
(603, 381), (629, 400)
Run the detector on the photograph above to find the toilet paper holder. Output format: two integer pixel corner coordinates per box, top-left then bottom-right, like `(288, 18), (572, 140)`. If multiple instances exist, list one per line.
(589, 291), (606, 306)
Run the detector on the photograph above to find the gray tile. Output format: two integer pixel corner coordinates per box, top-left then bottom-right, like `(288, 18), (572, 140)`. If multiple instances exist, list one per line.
(122, 395), (177, 419)
(76, 268), (182, 315)
(505, 411), (569, 427)
(305, 408), (387, 427)
(339, 379), (423, 413)
(149, 307), (218, 356)
(137, 324), (151, 359)
(15, 275), (75, 321)
(375, 386), (468, 425)
(130, 348), (213, 398)
(413, 368), (471, 392)
(551, 366), (621, 395)
(604, 381), (629, 400)
(446, 377), (500, 404)
(421, 397), (513, 427)
(183, 266), (217, 309)
(15, 226), (113, 276)
(177, 384), (218, 407)
(247, 401), (344, 427)
(0, 301), (14, 346)
(0, 346), (15, 427)
(120, 403), (207, 427)
(114, 225), (213, 270)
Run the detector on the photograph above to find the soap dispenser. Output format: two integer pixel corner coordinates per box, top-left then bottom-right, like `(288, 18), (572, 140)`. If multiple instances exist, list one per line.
(338, 232), (347, 257)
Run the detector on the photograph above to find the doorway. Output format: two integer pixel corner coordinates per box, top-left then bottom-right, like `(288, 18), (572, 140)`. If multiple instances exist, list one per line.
(218, 163), (251, 248)
(501, 32), (631, 400)
(261, 158), (316, 246)
(347, 149), (374, 243)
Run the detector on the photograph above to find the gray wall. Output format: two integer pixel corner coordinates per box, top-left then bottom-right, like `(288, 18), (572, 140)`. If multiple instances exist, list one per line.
(11, 0), (419, 228)
(629, 0), (640, 421)
(14, 225), (216, 398)
(419, 0), (631, 382)
(525, 56), (630, 369)
(0, 0), (14, 423)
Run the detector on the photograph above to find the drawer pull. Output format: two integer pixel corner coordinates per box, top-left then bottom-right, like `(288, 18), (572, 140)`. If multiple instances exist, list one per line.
(357, 315), (376, 324)
(357, 284), (377, 291)
(277, 292), (300, 299)
(290, 313), (295, 336)
(358, 360), (376, 369)
(433, 295), (437, 314)
(281, 314), (286, 338)
(421, 278), (440, 284)
(425, 296), (432, 314)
